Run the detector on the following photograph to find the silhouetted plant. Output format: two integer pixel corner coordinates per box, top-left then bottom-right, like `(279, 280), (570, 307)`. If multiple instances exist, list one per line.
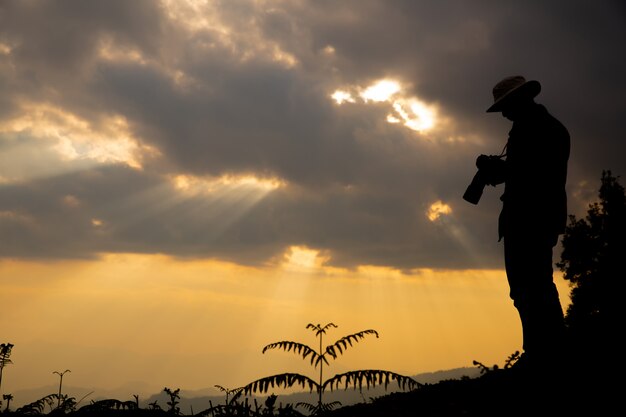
(16, 394), (76, 415)
(164, 387), (181, 415)
(54, 395), (77, 414)
(472, 359), (494, 374)
(0, 343), (14, 399)
(52, 370), (71, 409)
(503, 351), (521, 369)
(215, 384), (244, 406)
(77, 398), (137, 413)
(197, 393), (302, 417)
(558, 170), (625, 339)
(3, 393), (13, 412)
(242, 322), (421, 415)
(472, 351), (520, 374)
(148, 400), (162, 411)
(15, 394), (57, 415)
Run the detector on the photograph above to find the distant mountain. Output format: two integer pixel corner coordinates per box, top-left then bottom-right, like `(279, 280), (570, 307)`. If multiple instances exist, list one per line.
(9, 367), (480, 412)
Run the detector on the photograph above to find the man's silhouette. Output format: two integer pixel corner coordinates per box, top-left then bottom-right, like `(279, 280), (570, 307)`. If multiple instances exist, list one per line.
(483, 76), (570, 369)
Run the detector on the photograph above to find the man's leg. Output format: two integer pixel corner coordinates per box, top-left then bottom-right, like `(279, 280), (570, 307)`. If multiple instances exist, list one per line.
(504, 233), (565, 363)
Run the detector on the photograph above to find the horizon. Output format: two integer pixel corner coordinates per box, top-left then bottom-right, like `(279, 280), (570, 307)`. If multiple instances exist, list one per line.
(1, 0), (624, 405)
(6, 365), (482, 409)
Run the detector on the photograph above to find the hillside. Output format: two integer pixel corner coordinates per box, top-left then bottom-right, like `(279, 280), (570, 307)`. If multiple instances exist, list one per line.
(328, 346), (615, 417)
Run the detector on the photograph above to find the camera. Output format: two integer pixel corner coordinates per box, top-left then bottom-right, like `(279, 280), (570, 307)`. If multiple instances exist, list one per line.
(463, 154), (505, 205)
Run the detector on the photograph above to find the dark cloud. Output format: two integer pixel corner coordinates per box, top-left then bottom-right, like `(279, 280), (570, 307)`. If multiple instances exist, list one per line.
(0, 0), (624, 269)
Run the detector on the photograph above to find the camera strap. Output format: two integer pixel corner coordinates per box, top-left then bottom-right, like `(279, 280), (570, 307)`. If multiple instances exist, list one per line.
(498, 143), (508, 158)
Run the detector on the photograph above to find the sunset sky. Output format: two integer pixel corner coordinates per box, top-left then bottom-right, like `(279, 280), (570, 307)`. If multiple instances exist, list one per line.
(1, 0), (625, 403)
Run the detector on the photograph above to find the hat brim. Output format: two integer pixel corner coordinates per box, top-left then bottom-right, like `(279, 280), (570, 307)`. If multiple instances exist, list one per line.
(486, 80), (541, 113)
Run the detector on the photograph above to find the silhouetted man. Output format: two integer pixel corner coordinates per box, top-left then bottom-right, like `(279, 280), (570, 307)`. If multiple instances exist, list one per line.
(482, 76), (570, 369)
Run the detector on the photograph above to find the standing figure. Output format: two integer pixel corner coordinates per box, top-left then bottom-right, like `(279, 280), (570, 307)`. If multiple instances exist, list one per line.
(474, 75), (570, 369)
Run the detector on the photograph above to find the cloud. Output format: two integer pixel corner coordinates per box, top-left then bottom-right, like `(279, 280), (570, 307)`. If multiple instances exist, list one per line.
(0, 0), (624, 269)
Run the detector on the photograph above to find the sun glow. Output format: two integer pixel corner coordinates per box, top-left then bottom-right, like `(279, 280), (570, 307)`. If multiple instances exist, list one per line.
(91, 218), (104, 227)
(393, 98), (436, 132)
(360, 80), (401, 102)
(427, 200), (453, 221)
(282, 245), (329, 270)
(330, 78), (439, 133)
(331, 90), (355, 104)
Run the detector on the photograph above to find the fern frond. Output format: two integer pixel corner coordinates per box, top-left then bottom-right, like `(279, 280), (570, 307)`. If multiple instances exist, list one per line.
(319, 401), (342, 412)
(325, 329), (379, 359)
(313, 352), (331, 369)
(16, 394), (61, 415)
(296, 401), (342, 415)
(230, 388), (244, 404)
(306, 323), (321, 332)
(472, 359), (490, 374)
(262, 341), (320, 366)
(306, 323), (337, 336)
(295, 402), (316, 412)
(504, 351), (521, 369)
(242, 373), (320, 396)
(322, 369), (421, 392)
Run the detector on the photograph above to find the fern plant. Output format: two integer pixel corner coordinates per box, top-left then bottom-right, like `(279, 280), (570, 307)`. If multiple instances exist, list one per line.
(243, 322), (421, 415)
(15, 393), (76, 415)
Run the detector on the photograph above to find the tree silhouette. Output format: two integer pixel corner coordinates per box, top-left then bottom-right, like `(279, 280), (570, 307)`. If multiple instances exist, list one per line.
(0, 343), (13, 399)
(558, 170), (624, 343)
(242, 322), (420, 415)
(3, 393), (13, 412)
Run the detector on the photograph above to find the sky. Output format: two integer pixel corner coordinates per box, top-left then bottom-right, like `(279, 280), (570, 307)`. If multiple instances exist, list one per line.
(1, 0), (625, 404)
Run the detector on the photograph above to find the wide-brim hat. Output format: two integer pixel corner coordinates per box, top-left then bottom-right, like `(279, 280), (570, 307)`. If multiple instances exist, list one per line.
(486, 76), (541, 112)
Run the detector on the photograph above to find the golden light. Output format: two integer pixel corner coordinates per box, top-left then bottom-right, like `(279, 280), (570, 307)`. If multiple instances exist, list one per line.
(170, 174), (284, 196)
(270, 45), (298, 68)
(331, 90), (355, 105)
(330, 78), (440, 134)
(161, 0), (219, 32)
(91, 218), (104, 227)
(160, 0), (298, 68)
(156, 173), (285, 243)
(0, 102), (158, 178)
(220, 174), (285, 191)
(427, 200), (452, 221)
(282, 245), (328, 270)
(0, 42), (12, 55)
(322, 45), (336, 55)
(386, 115), (401, 124)
(393, 99), (436, 132)
(360, 80), (401, 102)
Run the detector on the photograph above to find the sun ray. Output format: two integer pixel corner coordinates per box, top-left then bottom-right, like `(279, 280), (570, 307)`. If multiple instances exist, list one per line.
(87, 173), (285, 252)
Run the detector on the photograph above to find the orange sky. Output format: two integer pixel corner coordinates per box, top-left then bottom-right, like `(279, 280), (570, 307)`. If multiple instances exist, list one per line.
(0, 253), (571, 398)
